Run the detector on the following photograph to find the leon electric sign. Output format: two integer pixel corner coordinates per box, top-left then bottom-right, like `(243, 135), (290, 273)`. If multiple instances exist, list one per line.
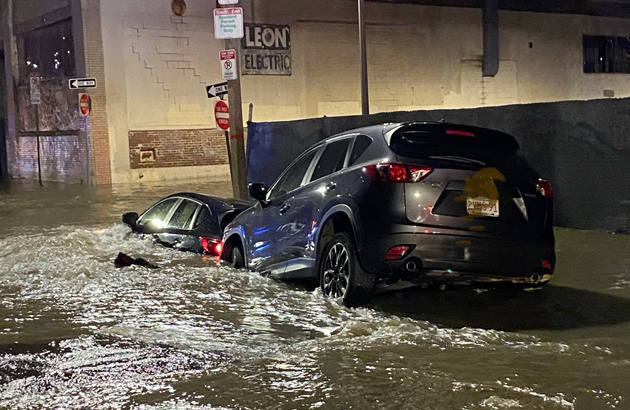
(241, 24), (291, 76)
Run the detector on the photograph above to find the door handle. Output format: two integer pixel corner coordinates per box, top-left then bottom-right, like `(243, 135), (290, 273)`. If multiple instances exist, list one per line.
(326, 182), (337, 191)
(279, 203), (291, 214)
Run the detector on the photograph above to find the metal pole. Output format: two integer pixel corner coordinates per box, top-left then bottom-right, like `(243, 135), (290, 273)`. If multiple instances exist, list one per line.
(36, 135), (42, 186)
(220, 2), (248, 199)
(35, 104), (42, 186)
(358, 0), (369, 115)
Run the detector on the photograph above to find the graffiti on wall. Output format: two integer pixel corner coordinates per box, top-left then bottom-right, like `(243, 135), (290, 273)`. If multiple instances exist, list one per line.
(17, 82), (80, 132)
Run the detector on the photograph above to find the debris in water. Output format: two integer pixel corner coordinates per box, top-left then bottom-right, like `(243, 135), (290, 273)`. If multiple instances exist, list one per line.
(114, 252), (158, 269)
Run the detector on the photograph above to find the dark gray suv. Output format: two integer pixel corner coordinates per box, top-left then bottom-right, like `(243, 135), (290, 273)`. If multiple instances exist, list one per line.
(221, 122), (555, 306)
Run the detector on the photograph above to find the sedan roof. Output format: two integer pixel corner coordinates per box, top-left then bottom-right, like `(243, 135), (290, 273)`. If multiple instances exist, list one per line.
(165, 192), (254, 211)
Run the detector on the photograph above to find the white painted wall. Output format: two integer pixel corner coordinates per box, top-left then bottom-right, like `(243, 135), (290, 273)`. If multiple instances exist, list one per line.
(101, 0), (232, 183)
(99, 0), (630, 183)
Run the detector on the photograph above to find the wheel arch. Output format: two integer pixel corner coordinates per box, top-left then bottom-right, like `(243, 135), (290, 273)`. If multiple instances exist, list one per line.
(221, 227), (248, 267)
(316, 204), (361, 255)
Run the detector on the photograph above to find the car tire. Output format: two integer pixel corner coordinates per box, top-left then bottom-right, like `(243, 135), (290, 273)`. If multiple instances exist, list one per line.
(230, 245), (245, 269)
(319, 232), (375, 307)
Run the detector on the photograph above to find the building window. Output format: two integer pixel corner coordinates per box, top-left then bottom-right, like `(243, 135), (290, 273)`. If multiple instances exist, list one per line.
(22, 19), (75, 81)
(583, 35), (630, 74)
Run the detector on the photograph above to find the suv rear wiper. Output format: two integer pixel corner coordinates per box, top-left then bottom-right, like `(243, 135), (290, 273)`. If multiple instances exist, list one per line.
(429, 155), (486, 167)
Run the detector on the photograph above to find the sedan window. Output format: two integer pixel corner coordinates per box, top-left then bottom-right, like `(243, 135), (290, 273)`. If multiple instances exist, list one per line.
(139, 198), (179, 230)
(168, 199), (200, 229)
(193, 206), (210, 229)
(310, 138), (352, 182)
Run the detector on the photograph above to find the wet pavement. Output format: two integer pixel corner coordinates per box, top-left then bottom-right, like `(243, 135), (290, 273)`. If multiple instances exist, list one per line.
(0, 179), (629, 409)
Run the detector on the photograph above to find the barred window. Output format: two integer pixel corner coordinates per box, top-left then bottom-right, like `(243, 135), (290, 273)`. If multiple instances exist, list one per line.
(583, 35), (630, 74)
(22, 19), (75, 81)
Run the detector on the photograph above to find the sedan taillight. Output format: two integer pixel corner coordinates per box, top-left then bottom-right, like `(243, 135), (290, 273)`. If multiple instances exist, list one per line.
(200, 237), (223, 255)
(363, 163), (433, 183)
(536, 179), (554, 198)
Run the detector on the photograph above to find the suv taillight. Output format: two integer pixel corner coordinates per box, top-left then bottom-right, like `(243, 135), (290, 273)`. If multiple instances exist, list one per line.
(536, 179), (554, 198)
(363, 163), (433, 183)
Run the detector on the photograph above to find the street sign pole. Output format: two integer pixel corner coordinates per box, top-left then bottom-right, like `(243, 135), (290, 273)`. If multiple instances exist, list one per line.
(30, 75), (43, 186)
(216, 95), (233, 176)
(35, 104), (42, 186)
(219, 2), (247, 199)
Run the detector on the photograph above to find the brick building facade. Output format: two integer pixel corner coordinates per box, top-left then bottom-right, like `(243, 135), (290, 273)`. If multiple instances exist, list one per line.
(1, 0), (630, 184)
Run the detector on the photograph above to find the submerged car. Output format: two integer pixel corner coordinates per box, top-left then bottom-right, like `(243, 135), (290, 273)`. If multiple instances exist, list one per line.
(123, 192), (253, 255)
(221, 122), (555, 307)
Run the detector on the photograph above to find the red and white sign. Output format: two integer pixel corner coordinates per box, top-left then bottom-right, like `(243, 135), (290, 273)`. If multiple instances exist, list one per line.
(214, 8), (243, 39)
(79, 93), (91, 116)
(220, 49), (237, 81)
(215, 100), (230, 131)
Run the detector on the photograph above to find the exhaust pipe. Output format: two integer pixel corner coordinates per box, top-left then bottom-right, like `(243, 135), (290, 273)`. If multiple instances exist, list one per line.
(529, 273), (541, 283)
(405, 260), (417, 273)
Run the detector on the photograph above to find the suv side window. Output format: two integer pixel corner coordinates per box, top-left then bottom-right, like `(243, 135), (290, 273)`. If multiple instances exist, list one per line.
(349, 135), (372, 166)
(270, 149), (319, 198)
(310, 138), (352, 182)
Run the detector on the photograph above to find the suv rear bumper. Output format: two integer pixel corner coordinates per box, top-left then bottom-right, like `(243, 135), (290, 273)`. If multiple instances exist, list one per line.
(357, 230), (555, 281)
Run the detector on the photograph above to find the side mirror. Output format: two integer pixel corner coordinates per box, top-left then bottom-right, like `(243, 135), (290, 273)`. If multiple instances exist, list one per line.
(122, 212), (139, 227)
(249, 183), (269, 202)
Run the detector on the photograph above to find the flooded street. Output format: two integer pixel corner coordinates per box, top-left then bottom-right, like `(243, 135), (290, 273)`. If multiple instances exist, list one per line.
(1, 179), (629, 410)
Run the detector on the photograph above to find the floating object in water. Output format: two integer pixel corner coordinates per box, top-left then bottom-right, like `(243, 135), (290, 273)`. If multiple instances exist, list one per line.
(114, 252), (158, 269)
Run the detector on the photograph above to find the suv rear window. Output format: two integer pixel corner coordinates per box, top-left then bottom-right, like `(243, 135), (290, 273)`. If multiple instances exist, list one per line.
(389, 124), (520, 158)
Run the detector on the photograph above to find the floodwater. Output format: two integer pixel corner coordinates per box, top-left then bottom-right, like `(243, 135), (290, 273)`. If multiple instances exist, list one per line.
(1, 179), (629, 410)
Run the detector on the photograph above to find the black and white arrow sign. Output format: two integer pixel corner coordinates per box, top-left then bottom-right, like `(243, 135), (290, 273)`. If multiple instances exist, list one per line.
(69, 78), (97, 89)
(206, 82), (228, 98)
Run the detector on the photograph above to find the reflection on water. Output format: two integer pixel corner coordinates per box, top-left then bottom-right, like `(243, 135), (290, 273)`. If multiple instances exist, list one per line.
(0, 180), (629, 409)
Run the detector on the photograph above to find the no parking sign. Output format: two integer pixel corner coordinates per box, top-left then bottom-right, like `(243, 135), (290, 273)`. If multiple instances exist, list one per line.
(221, 49), (237, 81)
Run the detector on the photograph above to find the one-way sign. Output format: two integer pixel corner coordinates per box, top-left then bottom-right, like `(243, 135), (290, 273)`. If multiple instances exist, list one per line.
(69, 78), (97, 89)
(206, 82), (228, 98)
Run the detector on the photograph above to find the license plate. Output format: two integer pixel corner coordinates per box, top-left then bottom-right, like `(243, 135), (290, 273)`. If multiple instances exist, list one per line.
(466, 197), (499, 217)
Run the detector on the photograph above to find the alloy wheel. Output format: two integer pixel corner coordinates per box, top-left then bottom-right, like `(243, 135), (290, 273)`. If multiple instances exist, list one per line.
(322, 242), (350, 298)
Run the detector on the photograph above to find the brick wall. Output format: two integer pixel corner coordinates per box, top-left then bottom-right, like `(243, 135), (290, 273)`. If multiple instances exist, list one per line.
(15, 135), (88, 182)
(128, 128), (228, 169)
(82, 0), (112, 184)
